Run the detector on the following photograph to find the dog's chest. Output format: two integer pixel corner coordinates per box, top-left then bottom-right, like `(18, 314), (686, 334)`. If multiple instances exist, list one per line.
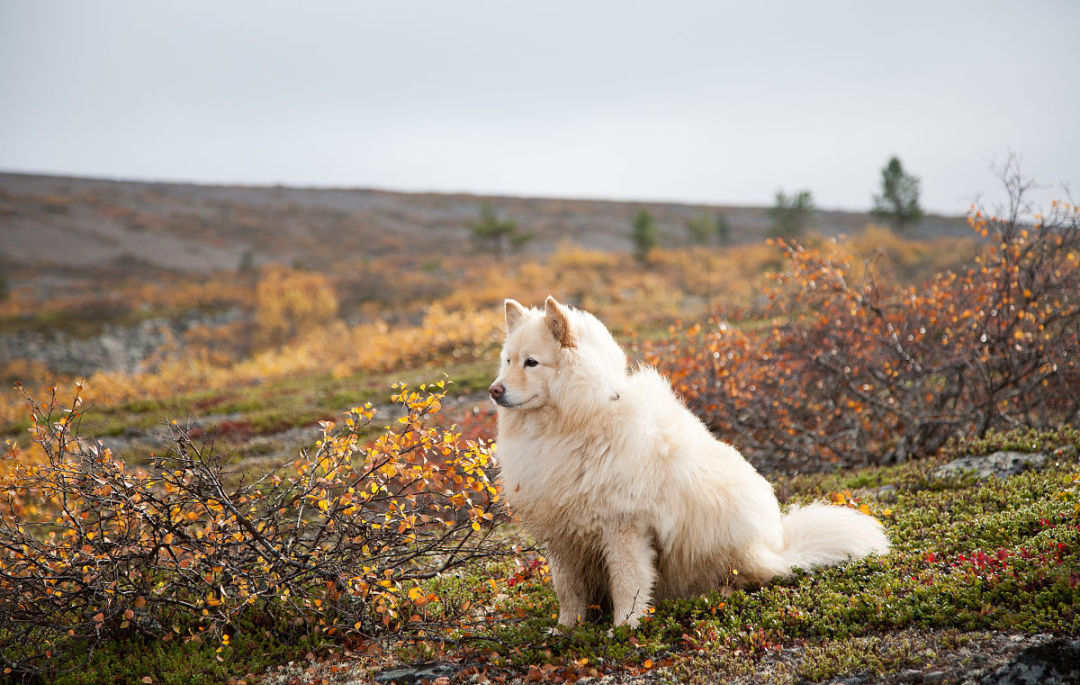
(497, 433), (634, 527)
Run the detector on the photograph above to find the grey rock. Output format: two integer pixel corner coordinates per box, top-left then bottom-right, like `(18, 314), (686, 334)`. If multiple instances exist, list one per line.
(817, 675), (868, 685)
(933, 451), (1048, 481)
(979, 638), (1080, 684)
(869, 483), (899, 502)
(372, 661), (458, 685)
(0, 307), (244, 375)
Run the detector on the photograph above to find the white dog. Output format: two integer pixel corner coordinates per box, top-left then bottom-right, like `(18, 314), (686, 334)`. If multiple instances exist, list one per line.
(489, 296), (889, 627)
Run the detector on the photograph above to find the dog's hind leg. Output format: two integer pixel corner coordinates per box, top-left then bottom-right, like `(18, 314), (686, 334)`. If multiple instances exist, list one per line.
(604, 522), (657, 628)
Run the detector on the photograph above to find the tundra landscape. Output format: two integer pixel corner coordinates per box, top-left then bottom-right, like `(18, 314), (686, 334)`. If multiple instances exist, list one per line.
(1, 170), (1078, 684)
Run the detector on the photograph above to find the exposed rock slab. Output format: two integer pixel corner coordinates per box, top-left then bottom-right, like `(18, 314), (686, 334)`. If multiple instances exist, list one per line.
(932, 451), (1048, 481)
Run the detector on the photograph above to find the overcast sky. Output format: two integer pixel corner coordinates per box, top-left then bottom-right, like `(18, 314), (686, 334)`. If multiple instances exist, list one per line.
(1, 1), (1077, 215)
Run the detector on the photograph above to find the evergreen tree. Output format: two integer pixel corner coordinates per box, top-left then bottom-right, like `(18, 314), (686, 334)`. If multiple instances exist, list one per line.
(632, 209), (658, 265)
(767, 190), (815, 239)
(872, 156), (923, 231)
(468, 202), (531, 257)
(685, 213), (715, 245)
(715, 212), (732, 245)
(686, 212), (733, 246)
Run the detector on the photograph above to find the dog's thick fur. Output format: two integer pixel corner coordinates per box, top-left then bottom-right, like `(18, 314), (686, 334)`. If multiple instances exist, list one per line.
(490, 296), (889, 627)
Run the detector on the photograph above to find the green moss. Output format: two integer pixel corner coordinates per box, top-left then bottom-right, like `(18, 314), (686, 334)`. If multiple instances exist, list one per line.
(37, 621), (334, 685)
(396, 431), (1079, 681)
(118, 398), (165, 414)
(438, 360), (494, 395)
(214, 396), (268, 415)
(0, 416), (32, 438)
(942, 425), (1080, 460)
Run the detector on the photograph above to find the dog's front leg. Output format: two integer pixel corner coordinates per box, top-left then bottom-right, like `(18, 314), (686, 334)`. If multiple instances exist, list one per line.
(604, 523), (656, 628)
(548, 553), (590, 627)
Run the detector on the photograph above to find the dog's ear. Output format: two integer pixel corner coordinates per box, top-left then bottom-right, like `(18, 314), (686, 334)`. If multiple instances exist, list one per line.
(544, 296), (575, 348)
(504, 299), (528, 333)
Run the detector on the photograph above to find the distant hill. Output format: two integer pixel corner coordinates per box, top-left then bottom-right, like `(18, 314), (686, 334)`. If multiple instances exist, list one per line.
(0, 172), (972, 281)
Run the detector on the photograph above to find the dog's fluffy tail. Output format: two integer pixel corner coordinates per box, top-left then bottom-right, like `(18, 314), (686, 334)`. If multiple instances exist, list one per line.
(778, 503), (889, 571)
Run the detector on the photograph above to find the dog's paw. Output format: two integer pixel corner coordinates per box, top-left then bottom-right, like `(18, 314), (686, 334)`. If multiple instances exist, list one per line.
(613, 608), (646, 629)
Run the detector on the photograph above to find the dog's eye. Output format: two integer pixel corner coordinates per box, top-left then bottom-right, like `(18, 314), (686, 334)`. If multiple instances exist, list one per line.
(524, 358), (539, 368)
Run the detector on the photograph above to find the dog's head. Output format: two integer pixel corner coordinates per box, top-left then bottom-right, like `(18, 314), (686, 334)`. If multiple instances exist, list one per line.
(489, 296), (626, 413)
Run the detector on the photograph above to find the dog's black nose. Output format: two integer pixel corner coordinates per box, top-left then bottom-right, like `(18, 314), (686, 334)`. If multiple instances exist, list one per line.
(489, 383), (505, 401)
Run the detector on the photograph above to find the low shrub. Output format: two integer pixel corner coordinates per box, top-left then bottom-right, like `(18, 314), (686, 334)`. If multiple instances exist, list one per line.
(646, 176), (1080, 470)
(0, 382), (502, 681)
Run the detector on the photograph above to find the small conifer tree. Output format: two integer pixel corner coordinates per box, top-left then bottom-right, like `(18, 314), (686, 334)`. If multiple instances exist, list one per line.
(468, 202), (532, 257)
(632, 209), (658, 264)
(872, 156), (923, 231)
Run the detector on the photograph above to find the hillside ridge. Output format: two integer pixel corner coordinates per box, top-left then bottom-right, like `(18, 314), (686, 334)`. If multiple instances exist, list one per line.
(0, 171), (971, 283)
